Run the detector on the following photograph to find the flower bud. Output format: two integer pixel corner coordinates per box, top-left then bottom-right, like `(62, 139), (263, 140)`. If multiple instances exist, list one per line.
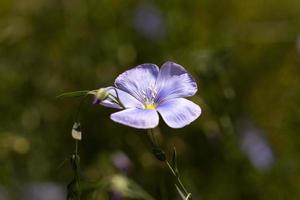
(152, 147), (166, 161)
(95, 88), (109, 101)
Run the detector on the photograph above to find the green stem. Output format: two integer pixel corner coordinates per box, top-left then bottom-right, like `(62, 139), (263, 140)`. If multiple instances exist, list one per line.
(75, 140), (78, 156)
(74, 94), (90, 123)
(57, 90), (91, 98)
(165, 160), (189, 196)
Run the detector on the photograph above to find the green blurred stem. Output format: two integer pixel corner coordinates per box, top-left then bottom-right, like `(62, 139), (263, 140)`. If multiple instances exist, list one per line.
(56, 90), (91, 98)
(75, 140), (79, 156)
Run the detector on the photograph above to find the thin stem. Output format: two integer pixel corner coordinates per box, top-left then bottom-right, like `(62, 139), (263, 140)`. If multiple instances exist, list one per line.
(75, 140), (78, 156)
(74, 94), (89, 123)
(165, 160), (189, 196)
(147, 129), (157, 145)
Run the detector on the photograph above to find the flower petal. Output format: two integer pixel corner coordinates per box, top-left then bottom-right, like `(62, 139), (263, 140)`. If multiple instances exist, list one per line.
(157, 98), (201, 128)
(155, 61), (197, 103)
(111, 108), (159, 129)
(95, 87), (144, 109)
(115, 64), (159, 102)
(97, 98), (122, 109)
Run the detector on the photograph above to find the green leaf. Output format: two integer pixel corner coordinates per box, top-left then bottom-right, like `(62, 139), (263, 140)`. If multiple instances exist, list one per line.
(56, 90), (90, 98)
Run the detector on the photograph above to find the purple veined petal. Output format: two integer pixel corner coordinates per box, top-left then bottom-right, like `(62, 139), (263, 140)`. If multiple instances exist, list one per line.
(157, 98), (201, 128)
(111, 108), (159, 129)
(114, 64), (159, 102)
(96, 87), (144, 109)
(98, 98), (123, 109)
(155, 61), (197, 103)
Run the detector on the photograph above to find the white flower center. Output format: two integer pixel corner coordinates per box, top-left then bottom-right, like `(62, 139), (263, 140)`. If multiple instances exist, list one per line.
(141, 84), (157, 109)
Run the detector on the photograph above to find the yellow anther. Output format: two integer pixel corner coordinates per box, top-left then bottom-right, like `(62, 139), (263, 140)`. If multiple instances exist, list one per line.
(145, 103), (156, 110)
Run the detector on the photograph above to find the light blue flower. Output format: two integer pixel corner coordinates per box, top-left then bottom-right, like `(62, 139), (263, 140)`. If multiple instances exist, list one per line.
(96, 61), (201, 129)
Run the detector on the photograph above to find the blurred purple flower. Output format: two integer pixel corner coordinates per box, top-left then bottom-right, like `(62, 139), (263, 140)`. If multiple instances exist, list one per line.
(133, 3), (166, 40)
(0, 186), (7, 200)
(111, 191), (122, 200)
(95, 61), (201, 129)
(111, 152), (131, 174)
(237, 118), (275, 171)
(241, 130), (274, 171)
(23, 182), (64, 200)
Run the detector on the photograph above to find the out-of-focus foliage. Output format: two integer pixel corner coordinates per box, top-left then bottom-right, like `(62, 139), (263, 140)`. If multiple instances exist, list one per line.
(0, 0), (300, 199)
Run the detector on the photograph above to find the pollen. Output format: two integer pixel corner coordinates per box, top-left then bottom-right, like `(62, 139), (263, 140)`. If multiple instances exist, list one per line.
(145, 103), (156, 110)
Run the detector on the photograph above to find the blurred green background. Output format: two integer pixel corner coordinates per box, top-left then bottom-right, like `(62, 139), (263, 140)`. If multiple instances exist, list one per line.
(1, 0), (300, 199)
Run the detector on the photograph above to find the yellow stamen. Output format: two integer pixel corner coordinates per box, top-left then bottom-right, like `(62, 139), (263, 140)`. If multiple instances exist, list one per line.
(145, 103), (156, 110)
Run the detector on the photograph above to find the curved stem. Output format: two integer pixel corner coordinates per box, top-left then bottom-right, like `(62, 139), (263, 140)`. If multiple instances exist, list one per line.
(74, 93), (89, 123)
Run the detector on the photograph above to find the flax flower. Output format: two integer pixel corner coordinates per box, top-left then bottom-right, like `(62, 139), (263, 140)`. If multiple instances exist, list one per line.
(95, 61), (201, 129)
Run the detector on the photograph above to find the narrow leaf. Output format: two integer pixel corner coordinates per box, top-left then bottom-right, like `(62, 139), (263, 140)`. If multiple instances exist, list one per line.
(56, 90), (90, 98)
(185, 193), (192, 200)
(172, 147), (179, 176)
(175, 184), (186, 200)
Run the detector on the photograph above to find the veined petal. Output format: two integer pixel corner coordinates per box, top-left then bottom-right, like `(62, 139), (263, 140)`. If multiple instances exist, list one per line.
(97, 98), (122, 109)
(157, 98), (201, 128)
(96, 87), (144, 109)
(115, 64), (159, 102)
(111, 108), (159, 129)
(155, 61), (197, 103)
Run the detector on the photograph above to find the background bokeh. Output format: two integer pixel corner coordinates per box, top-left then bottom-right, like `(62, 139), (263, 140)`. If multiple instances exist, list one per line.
(1, 0), (300, 199)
